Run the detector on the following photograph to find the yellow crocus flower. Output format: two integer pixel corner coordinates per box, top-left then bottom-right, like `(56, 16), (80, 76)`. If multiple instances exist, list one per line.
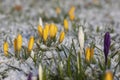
(64, 19), (69, 31)
(43, 27), (49, 42)
(28, 36), (34, 52)
(17, 34), (22, 51)
(85, 47), (94, 62)
(49, 23), (57, 38)
(56, 7), (61, 15)
(104, 71), (113, 80)
(68, 6), (75, 16)
(59, 31), (65, 43)
(68, 6), (75, 21)
(3, 41), (9, 56)
(38, 25), (43, 37)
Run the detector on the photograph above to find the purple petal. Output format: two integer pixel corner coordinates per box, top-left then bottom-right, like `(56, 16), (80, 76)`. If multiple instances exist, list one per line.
(104, 32), (111, 64)
(27, 72), (32, 80)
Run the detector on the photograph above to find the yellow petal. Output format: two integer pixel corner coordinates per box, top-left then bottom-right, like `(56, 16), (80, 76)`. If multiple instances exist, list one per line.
(68, 6), (75, 21)
(54, 24), (58, 36)
(64, 19), (69, 31)
(104, 71), (113, 80)
(44, 23), (49, 35)
(49, 23), (57, 38)
(68, 6), (75, 16)
(3, 41), (9, 56)
(38, 25), (43, 37)
(28, 36), (34, 52)
(59, 31), (65, 43)
(17, 34), (22, 51)
(85, 47), (91, 62)
(43, 27), (49, 42)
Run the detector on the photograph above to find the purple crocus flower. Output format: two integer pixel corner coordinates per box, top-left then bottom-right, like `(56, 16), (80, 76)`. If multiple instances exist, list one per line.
(27, 72), (32, 80)
(104, 32), (111, 65)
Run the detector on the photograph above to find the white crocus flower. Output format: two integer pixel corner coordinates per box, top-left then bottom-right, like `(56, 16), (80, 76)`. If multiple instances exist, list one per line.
(39, 17), (43, 27)
(39, 64), (43, 80)
(78, 27), (84, 53)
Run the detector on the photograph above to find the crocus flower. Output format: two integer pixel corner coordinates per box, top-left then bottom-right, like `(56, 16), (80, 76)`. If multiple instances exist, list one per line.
(56, 7), (61, 15)
(49, 23), (57, 38)
(38, 17), (43, 37)
(3, 41), (9, 56)
(68, 6), (75, 16)
(38, 25), (43, 37)
(39, 17), (43, 27)
(104, 71), (113, 80)
(85, 47), (94, 62)
(43, 24), (49, 42)
(78, 27), (84, 52)
(68, 6), (75, 21)
(27, 72), (32, 80)
(59, 31), (65, 43)
(64, 19), (69, 31)
(104, 32), (111, 65)
(17, 34), (22, 51)
(39, 64), (43, 80)
(28, 36), (34, 52)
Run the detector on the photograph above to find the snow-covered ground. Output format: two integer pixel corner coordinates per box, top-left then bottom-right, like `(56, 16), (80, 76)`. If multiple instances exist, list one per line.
(0, 0), (120, 80)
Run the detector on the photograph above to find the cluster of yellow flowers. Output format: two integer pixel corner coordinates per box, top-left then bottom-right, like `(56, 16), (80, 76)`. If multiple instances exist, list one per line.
(3, 34), (35, 57)
(55, 6), (75, 21)
(38, 23), (65, 44)
(3, 19), (66, 57)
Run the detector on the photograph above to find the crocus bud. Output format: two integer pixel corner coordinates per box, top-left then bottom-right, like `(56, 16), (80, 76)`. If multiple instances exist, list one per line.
(28, 36), (34, 52)
(104, 71), (113, 80)
(17, 34), (22, 51)
(56, 7), (61, 15)
(49, 23), (57, 38)
(38, 25), (43, 37)
(39, 17), (43, 27)
(64, 19), (69, 31)
(85, 47), (94, 62)
(3, 41), (9, 56)
(68, 6), (75, 21)
(59, 31), (65, 43)
(68, 6), (75, 16)
(78, 27), (84, 52)
(39, 64), (43, 80)
(104, 32), (111, 65)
